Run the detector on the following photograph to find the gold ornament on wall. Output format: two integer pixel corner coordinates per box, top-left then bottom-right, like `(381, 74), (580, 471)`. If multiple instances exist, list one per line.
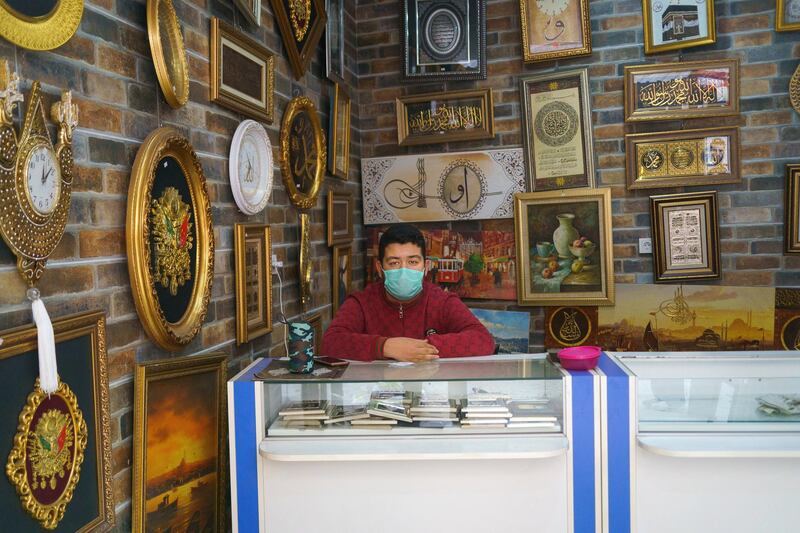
(150, 187), (194, 296)
(147, 0), (190, 108)
(0, 0), (83, 51)
(280, 96), (326, 210)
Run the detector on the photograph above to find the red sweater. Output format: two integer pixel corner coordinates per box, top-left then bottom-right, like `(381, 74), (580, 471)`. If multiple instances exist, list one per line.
(320, 281), (496, 361)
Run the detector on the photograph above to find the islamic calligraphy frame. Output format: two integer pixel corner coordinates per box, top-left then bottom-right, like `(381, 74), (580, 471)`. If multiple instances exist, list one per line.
(519, 0), (592, 62)
(777, 0), (800, 31)
(329, 83), (351, 179)
(280, 96), (326, 210)
(624, 59), (740, 122)
(650, 191), (720, 283)
(328, 191), (354, 246)
(625, 126), (740, 190)
(642, 0), (716, 54)
(396, 89), (495, 146)
(269, 0), (327, 79)
(235, 224), (273, 345)
(785, 165), (800, 254)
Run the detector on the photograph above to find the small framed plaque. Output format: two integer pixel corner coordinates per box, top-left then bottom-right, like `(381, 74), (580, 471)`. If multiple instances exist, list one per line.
(396, 89), (494, 146)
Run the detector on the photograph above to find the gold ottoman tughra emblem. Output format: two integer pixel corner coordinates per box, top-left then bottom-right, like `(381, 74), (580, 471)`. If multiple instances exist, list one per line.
(151, 187), (193, 295)
(28, 409), (74, 490)
(289, 0), (312, 41)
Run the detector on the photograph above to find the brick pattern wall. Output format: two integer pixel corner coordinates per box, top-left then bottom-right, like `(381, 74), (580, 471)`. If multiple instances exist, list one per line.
(357, 0), (800, 348)
(0, 0), (362, 528)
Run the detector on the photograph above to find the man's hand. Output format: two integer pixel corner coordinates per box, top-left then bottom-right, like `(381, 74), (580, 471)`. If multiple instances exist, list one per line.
(382, 337), (439, 362)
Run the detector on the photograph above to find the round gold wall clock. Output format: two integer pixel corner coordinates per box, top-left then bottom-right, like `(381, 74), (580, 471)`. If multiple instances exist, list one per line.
(0, 0), (83, 50)
(280, 96), (326, 210)
(127, 127), (214, 352)
(147, 0), (190, 108)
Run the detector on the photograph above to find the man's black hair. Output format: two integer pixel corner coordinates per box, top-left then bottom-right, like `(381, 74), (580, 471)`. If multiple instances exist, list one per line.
(378, 224), (426, 261)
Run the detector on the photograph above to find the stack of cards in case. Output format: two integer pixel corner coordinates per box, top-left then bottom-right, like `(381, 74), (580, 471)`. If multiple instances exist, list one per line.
(350, 416), (398, 430)
(460, 396), (511, 428)
(507, 400), (558, 429)
(277, 400), (330, 428)
(366, 399), (413, 423)
(410, 396), (459, 426)
(370, 390), (413, 405)
(323, 405), (370, 425)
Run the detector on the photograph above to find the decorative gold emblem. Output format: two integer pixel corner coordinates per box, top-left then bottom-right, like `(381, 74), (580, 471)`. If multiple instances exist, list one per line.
(147, 0), (190, 108)
(548, 306), (592, 346)
(0, 0), (83, 51)
(289, 0), (312, 41)
(6, 378), (88, 530)
(151, 187), (194, 295)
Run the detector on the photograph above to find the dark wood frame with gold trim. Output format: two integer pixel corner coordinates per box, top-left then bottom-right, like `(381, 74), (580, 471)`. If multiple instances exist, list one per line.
(328, 83), (351, 179)
(235, 223), (273, 345)
(126, 127), (214, 352)
(625, 126), (740, 190)
(519, 0), (592, 62)
(642, 0), (716, 54)
(210, 17), (275, 123)
(0, 0), (83, 51)
(396, 88), (495, 146)
(280, 96), (326, 210)
(327, 191), (353, 246)
(650, 191), (720, 282)
(269, 0), (327, 79)
(132, 353), (228, 533)
(0, 310), (115, 532)
(785, 164), (800, 254)
(332, 244), (352, 315)
(147, 0), (189, 108)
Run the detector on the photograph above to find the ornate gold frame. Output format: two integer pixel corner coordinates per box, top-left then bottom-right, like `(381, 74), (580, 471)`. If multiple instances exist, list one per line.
(147, 0), (189, 108)
(332, 244), (352, 315)
(519, 0), (592, 62)
(0, 310), (115, 532)
(514, 188), (614, 306)
(133, 353), (228, 533)
(329, 83), (351, 179)
(269, 0), (327, 79)
(280, 96), (326, 210)
(299, 212), (312, 309)
(235, 223), (273, 345)
(210, 17), (275, 123)
(126, 127), (214, 352)
(785, 165), (800, 254)
(396, 88), (495, 146)
(327, 191), (354, 246)
(778, 0), (800, 31)
(642, 0), (715, 54)
(0, 0), (83, 50)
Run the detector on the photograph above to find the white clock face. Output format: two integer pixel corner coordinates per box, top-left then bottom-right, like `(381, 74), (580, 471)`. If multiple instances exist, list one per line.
(536, 0), (569, 17)
(238, 135), (263, 201)
(25, 144), (61, 215)
(230, 120), (273, 215)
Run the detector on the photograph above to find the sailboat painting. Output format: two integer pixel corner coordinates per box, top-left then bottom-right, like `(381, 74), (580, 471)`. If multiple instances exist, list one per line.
(597, 284), (775, 351)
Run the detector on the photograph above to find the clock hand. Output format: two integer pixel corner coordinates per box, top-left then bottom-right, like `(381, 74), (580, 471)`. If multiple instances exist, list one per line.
(41, 165), (46, 185)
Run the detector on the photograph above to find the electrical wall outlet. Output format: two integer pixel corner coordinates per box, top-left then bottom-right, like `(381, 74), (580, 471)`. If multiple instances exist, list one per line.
(639, 238), (652, 254)
(272, 254), (284, 268)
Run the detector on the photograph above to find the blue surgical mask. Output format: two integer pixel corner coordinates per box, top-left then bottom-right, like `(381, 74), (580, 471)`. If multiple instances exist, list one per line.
(383, 268), (424, 300)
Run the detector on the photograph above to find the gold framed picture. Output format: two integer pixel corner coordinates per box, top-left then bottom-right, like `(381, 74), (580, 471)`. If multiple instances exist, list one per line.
(332, 244), (352, 314)
(210, 17), (275, 123)
(624, 59), (739, 122)
(235, 224), (273, 345)
(777, 0), (800, 31)
(280, 96), (326, 210)
(329, 84), (351, 179)
(642, 0), (715, 54)
(785, 164), (800, 254)
(269, 0), (327, 79)
(306, 312), (323, 355)
(328, 191), (354, 246)
(147, 0), (189, 108)
(514, 188), (614, 306)
(650, 191), (720, 282)
(396, 89), (495, 146)
(625, 126), (740, 190)
(520, 68), (595, 191)
(133, 353), (228, 532)
(126, 127), (215, 352)
(0, 0), (83, 51)
(519, 0), (591, 62)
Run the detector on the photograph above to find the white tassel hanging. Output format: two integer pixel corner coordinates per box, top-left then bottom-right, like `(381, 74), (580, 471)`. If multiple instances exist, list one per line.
(28, 288), (59, 394)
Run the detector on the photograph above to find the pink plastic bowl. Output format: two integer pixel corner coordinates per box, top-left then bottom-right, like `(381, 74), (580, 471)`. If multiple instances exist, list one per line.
(558, 346), (602, 370)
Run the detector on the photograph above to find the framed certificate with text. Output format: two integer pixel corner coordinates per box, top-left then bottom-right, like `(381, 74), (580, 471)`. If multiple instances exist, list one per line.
(520, 68), (595, 191)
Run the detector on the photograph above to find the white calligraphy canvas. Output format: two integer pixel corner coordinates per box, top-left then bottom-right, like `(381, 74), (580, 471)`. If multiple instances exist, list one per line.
(361, 148), (525, 225)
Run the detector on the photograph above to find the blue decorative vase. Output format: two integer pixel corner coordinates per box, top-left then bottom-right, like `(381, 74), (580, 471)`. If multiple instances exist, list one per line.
(288, 321), (315, 373)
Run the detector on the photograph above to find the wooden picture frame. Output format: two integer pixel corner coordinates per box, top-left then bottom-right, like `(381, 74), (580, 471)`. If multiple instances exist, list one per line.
(785, 164), (800, 254)
(624, 59), (739, 122)
(519, 0), (592, 62)
(777, 0), (800, 31)
(306, 312), (323, 355)
(133, 353), (228, 532)
(235, 224), (273, 345)
(396, 88), (495, 146)
(625, 126), (740, 190)
(269, 0), (327, 79)
(328, 191), (354, 246)
(233, 0), (261, 26)
(520, 68), (595, 191)
(332, 244), (352, 314)
(0, 311), (114, 531)
(403, 0), (487, 80)
(126, 127), (214, 352)
(514, 188), (614, 306)
(0, 0), (83, 51)
(642, 0), (715, 54)
(325, 0), (345, 82)
(650, 191), (720, 282)
(210, 17), (275, 123)
(328, 84), (351, 179)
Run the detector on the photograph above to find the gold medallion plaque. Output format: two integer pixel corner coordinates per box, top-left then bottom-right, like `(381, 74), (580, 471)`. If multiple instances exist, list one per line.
(0, 0), (83, 50)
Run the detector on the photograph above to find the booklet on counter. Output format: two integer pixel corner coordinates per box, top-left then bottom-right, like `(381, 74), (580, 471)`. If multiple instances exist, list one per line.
(278, 400), (329, 417)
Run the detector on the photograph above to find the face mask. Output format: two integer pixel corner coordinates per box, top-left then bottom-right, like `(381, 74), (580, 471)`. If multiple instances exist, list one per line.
(383, 268), (424, 301)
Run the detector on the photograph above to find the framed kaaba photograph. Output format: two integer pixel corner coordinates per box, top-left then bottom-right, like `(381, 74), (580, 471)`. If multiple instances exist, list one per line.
(777, 0), (800, 31)
(520, 68), (595, 191)
(650, 191), (720, 282)
(133, 353), (228, 532)
(270, 0), (327, 79)
(785, 164), (800, 254)
(642, 0), (715, 54)
(329, 83), (351, 179)
(514, 188), (614, 306)
(519, 0), (591, 62)
(235, 224), (273, 345)
(403, 0), (486, 80)
(625, 126), (740, 190)
(328, 191), (354, 246)
(0, 311), (114, 532)
(127, 127), (215, 352)
(210, 17), (275, 123)
(396, 89), (495, 146)
(326, 0), (346, 82)
(332, 244), (352, 314)
(624, 60), (739, 122)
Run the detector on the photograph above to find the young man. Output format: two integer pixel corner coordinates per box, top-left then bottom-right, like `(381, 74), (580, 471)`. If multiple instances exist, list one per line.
(321, 224), (496, 362)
